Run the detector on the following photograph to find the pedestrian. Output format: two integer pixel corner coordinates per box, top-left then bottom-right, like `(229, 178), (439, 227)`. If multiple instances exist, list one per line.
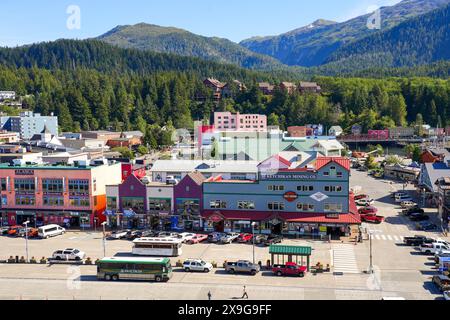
(241, 286), (248, 299)
(207, 291), (212, 301)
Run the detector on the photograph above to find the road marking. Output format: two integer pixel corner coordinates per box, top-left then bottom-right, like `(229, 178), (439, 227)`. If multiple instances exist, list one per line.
(381, 235), (387, 240)
(375, 235), (380, 240)
(393, 236), (399, 241)
(387, 235), (393, 241)
(332, 245), (359, 274)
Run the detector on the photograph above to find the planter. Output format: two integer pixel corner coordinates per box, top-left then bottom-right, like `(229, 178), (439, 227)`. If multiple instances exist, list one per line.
(40, 257), (47, 264)
(176, 260), (183, 268)
(211, 262), (218, 268)
(30, 257), (37, 264)
(7, 256), (15, 263)
(85, 258), (93, 265)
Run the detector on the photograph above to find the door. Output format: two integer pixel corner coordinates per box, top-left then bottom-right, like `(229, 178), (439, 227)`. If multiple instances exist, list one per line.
(271, 223), (282, 235)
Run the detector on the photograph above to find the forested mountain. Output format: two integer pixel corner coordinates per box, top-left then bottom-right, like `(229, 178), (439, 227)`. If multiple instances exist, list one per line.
(98, 23), (288, 71)
(324, 3), (450, 69)
(240, 0), (450, 67)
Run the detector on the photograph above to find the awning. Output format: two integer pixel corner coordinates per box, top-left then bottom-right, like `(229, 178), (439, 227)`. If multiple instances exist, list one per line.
(123, 210), (136, 217)
(278, 212), (361, 224)
(202, 210), (274, 221)
(270, 245), (312, 256)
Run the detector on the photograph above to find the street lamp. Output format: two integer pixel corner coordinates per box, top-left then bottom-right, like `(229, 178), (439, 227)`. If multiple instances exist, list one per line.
(251, 222), (257, 264)
(23, 220), (30, 262)
(368, 231), (374, 274)
(101, 222), (107, 258)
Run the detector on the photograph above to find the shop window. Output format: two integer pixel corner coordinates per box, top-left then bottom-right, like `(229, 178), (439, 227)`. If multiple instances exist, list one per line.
(149, 199), (171, 212)
(15, 195), (35, 206)
(297, 185), (314, 192)
(337, 172), (343, 178)
(42, 179), (64, 193)
(268, 202), (285, 211)
(1, 178), (7, 191)
(210, 200), (227, 209)
(1, 195), (7, 206)
(68, 180), (89, 194)
(121, 197), (145, 212)
(324, 186), (343, 192)
(324, 203), (343, 213)
(237, 201), (255, 210)
(268, 185), (285, 191)
(70, 197), (91, 207)
(14, 179), (35, 193)
(107, 197), (117, 209)
(296, 203), (315, 212)
(43, 196), (64, 207)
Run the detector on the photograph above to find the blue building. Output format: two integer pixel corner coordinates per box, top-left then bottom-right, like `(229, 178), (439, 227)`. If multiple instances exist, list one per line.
(202, 152), (360, 239)
(0, 111), (59, 140)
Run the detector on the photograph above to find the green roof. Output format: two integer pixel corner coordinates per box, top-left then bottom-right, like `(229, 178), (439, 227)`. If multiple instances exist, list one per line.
(269, 245), (312, 256)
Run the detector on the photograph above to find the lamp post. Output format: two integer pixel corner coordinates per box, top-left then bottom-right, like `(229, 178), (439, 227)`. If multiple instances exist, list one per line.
(101, 222), (107, 258)
(23, 220), (30, 262)
(368, 231), (374, 274)
(251, 222), (257, 264)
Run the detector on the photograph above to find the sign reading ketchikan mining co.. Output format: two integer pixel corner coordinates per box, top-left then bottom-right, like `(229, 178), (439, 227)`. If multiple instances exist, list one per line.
(260, 173), (318, 180)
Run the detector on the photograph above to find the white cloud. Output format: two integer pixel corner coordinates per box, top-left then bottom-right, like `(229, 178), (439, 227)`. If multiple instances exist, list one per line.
(337, 0), (402, 22)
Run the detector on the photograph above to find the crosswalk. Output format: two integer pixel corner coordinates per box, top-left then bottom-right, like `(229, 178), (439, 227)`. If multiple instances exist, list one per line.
(332, 245), (360, 274)
(369, 234), (404, 242)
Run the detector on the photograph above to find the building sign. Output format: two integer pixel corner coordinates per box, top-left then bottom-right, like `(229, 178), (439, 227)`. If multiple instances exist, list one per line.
(209, 212), (224, 223)
(310, 192), (329, 202)
(325, 213), (340, 219)
(260, 173), (317, 180)
(283, 192), (298, 202)
(15, 169), (35, 176)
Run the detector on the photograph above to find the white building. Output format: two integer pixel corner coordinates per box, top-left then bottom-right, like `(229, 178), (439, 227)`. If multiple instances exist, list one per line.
(0, 91), (16, 101)
(150, 160), (260, 183)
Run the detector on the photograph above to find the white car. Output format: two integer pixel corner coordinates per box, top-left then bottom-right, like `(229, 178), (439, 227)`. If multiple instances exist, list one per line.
(395, 194), (413, 203)
(158, 232), (180, 238)
(356, 198), (374, 206)
(219, 233), (241, 244)
(420, 243), (450, 255)
(183, 259), (213, 273)
(178, 233), (197, 243)
(52, 248), (86, 261)
(444, 291), (450, 301)
(400, 201), (417, 209)
(107, 230), (128, 240)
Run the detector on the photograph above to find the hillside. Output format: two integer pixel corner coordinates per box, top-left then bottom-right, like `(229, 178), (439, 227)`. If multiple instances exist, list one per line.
(240, 0), (450, 67)
(324, 4), (450, 69)
(98, 23), (288, 71)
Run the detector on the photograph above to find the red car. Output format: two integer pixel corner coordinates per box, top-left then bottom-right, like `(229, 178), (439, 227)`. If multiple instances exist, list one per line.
(238, 233), (253, 243)
(186, 234), (208, 244)
(360, 214), (385, 224)
(358, 206), (378, 215)
(354, 194), (369, 201)
(272, 262), (307, 277)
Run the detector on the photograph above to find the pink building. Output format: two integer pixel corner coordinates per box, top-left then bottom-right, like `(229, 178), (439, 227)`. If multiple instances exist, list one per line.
(0, 161), (122, 228)
(214, 112), (267, 132)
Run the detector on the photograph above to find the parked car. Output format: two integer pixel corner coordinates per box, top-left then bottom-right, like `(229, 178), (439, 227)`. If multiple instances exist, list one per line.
(409, 213), (430, 222)
(360, 213), (385, 224)
(432, 275), (450, 292)
(403, 235), (435, 246)
(27, 228), (39, 238)
(225, 260), (260, 275)
(0, 226), (9, 235)
(395, 194), (413, 203)
(126, 230), (155, 241)
(402, 207), (424, 216)
(38, 224), (66, 239)
(238, 233), (253, 243)
(356, 198), (374, 206)
(415, 222), (437, 231)
(435, 250), (450, 264)
(358, 206), (378, 215)
(158, 232), (180, 238)
(52, 248), (86, 261)
(444, 291), (450, 300)
(107, 230), (129, 240)
(219, 233), (240, 244)
(261, 234), (283, 246)
(420, 243), (450, 255)
(178, 233), (197, 243)
(207, 232), (226, 243)
(391, 191), (408, 199)
(401, 201), (417, 209)
(183, 259), (213, 273)
(272, 262), (307, 277)
(354, 194), (370, 201)
(7, 225), (24, 236)
(186, 234), (208, 244)
(254, 234), (268, 244)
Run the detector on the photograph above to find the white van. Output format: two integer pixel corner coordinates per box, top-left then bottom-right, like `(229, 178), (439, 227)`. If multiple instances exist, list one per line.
(38, 224), (66, 239)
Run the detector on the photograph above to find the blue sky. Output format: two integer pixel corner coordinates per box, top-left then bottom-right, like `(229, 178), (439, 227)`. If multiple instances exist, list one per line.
(0, 0), (401, 47)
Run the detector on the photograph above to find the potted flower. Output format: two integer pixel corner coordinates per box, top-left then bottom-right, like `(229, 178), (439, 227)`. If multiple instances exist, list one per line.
(40, 257), (47, 264)
(85, 257), (92, 265)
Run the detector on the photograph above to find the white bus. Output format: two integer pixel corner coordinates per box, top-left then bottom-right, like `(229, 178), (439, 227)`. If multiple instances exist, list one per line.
(132, 237), (183, 257)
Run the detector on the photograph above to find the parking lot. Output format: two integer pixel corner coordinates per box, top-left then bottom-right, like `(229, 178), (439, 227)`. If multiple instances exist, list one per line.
(0, 170), (448, 300)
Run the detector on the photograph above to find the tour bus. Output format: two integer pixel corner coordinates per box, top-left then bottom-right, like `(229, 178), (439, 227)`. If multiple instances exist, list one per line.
(132, 237), (183, 257)
(97, 257), (173, 282)
(38, 224), (66, 239)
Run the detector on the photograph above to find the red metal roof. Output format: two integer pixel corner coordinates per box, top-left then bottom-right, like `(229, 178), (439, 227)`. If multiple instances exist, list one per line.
(315, 157), (351, 171)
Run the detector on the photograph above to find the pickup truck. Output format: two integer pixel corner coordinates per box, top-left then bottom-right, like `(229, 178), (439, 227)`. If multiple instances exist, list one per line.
(272, 262), (307, 277)
(420, 243), (450, 255)
(360, 213), (384, 224)
(403, 235), (435, 246)
(225, 260), (260, 275)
